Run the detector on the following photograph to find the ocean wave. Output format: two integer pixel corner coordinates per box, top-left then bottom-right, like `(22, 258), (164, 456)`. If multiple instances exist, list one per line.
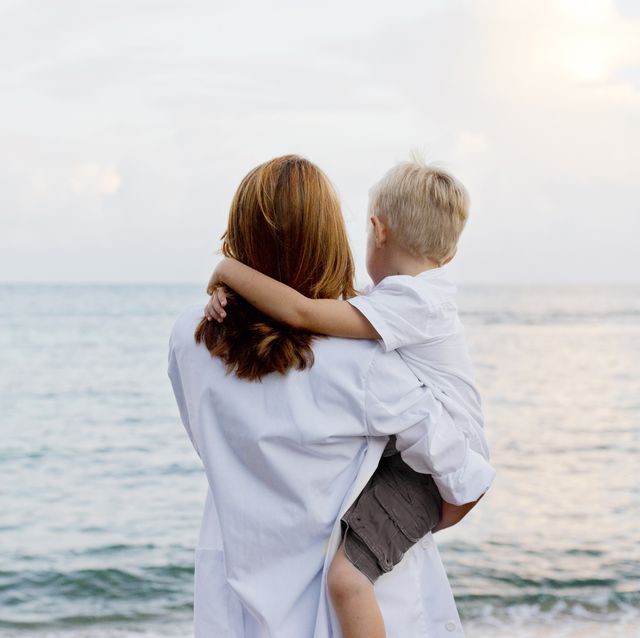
(1, 562), (638, 630)
(0, 565), (193, 629)
(458, 590), (640, 619)
(460, 309), (640, 326)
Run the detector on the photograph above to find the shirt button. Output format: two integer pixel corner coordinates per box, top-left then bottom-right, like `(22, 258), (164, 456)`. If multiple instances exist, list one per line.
(445, 620), (457, 632)
(421, 537), (432, 548)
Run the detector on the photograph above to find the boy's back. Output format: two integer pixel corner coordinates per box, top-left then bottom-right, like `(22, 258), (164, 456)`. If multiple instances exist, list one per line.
(349, 266), (488, 459)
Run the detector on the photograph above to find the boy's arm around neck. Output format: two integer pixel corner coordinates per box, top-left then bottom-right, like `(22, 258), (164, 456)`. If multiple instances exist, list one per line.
(213, 258), (380, 339)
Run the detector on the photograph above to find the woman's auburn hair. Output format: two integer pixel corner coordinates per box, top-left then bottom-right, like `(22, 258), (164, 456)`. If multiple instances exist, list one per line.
(194, 155), (356, 381)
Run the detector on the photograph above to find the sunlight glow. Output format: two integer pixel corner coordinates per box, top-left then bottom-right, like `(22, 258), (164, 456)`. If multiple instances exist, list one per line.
(561, 39), (613, 83)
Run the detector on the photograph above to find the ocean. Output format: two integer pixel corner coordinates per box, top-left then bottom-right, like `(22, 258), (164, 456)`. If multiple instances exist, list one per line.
(1, 284), (639, 637)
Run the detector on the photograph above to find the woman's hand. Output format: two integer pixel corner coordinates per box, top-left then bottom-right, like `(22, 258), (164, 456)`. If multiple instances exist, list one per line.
(432, 492), (484, 533)
(205, 285), (228, 322)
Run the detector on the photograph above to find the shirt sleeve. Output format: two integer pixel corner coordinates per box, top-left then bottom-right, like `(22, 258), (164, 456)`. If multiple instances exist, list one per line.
(364, 347), (496, 504)
(347, 276), (436, 352)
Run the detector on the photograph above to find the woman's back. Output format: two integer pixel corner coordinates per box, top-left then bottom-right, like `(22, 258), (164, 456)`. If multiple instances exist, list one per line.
(170, 303), (383, 635)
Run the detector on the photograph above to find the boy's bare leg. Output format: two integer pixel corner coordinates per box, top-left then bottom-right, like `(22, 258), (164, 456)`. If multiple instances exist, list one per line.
(327, 539), (386, 638)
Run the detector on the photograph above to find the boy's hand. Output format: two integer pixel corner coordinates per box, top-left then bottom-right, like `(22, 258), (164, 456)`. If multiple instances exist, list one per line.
(206, 267), (223, 296)
(205, 285), (228, 322)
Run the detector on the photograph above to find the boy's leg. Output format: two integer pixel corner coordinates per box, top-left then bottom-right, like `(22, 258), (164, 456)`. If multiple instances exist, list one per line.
(327, 536), (386, 638)
(328, 437), (441, 638)
(325, 445), (395, 638)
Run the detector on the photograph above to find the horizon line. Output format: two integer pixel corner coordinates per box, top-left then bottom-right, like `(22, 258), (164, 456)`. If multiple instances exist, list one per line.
(1, 281), (638, 288)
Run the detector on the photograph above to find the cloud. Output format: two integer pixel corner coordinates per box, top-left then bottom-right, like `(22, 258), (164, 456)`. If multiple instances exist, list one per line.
(0, 0), (638, 283)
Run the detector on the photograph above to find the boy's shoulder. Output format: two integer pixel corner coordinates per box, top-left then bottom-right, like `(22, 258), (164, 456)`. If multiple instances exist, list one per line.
(365, 267), (457, 312)
(348, 268), (460, 353)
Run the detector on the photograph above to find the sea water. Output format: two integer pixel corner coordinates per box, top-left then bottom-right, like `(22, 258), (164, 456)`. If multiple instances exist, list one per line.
(1, 284), (639, 637)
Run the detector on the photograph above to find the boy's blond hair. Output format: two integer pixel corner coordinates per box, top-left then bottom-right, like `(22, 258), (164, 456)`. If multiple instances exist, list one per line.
(369, 158), (469, 264)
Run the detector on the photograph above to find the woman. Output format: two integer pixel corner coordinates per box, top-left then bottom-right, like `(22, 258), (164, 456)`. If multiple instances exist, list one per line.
(168, 155), (494, 637)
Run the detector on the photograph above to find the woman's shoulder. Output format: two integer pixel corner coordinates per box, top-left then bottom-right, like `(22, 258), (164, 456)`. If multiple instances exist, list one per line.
(170, 302), (207, 347)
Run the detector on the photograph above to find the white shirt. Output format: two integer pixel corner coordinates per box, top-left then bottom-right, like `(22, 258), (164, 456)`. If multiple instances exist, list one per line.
(168, 303), (495, 638)
(348, 268), (489, 459)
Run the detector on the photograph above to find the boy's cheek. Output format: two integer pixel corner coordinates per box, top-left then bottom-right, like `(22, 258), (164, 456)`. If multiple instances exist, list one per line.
(365, 227), (376, 254)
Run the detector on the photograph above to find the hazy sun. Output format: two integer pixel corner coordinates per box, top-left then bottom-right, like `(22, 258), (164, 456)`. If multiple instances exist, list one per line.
(561, 39), (612, 83)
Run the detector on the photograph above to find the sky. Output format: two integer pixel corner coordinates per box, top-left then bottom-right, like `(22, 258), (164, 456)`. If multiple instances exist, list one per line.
(1, 0), (639, 285)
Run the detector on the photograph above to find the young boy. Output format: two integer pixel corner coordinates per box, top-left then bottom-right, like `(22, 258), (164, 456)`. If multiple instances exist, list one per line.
(204, 159), (492, 638)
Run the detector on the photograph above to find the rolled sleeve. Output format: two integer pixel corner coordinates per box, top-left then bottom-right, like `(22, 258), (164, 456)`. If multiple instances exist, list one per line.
(399, 412), (495, 504)
(348, 294), (400, 352)
(347, 276), (437, 352)
(365, 348), (495, 504)
(431, 448), (496, 505)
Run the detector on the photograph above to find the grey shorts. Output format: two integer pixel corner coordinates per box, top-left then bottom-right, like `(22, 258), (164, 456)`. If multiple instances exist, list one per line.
(340, 436), (442, 584)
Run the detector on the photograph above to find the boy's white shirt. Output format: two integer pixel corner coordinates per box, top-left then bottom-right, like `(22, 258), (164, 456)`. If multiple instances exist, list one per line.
(348, 266), (489, 460)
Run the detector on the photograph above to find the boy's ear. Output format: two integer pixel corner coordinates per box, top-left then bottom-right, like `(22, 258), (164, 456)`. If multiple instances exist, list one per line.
(370, 215), (387, 248)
